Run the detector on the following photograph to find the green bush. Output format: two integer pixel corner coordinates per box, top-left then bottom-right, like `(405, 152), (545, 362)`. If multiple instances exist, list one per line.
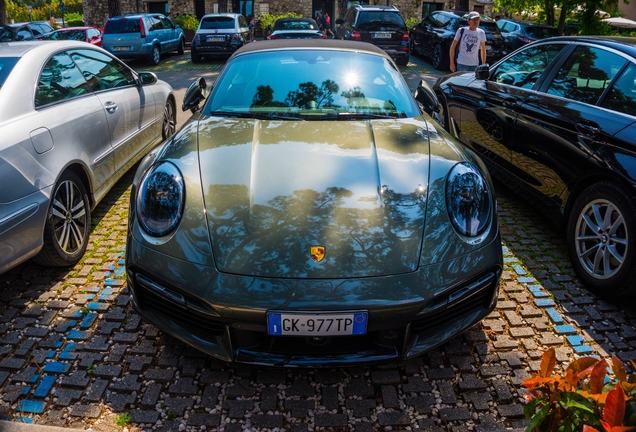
(172, 14), (199, 31)
(64, 12), (83, 27)
(6, 0), (82, 22)
(258, 12), (303, 30)
(406, 17), (420, 30)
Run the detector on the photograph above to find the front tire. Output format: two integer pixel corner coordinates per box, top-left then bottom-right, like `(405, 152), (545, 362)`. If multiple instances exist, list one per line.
(432, 43), (449, 71)
(162, 99), (176, 140)
(33, 171), (91, 267)
(177, 38), (185, 55)
(567, 181), (636, 299)
(149, 45), (161, 65)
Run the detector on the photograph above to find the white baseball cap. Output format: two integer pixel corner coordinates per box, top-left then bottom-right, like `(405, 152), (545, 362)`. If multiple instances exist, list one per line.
(466, 11), (480, 20)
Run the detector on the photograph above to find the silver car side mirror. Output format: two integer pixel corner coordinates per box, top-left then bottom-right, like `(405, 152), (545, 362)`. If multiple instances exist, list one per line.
(138, 72), (158, 85)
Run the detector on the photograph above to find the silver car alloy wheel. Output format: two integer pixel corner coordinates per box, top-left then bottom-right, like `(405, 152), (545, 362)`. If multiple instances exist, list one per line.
(574, 198), (628, 280)
(163, 100), (175, 139)
(51, 179), (88, 254)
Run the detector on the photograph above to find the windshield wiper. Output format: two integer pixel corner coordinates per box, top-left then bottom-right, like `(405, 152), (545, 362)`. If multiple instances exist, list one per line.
(210, 110), (303, 120)
(321, 112), (397, 120)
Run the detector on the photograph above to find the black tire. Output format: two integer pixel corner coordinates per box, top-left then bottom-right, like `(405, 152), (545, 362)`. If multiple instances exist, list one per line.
(397, 56), (409, 66)
(191, 51), (201, 63)
(162, 98), (176, 140)
(432, 43), (449, 71)
(566, 181), (636, 299)
(149, 45), (161, 66)
(33, 171), (91, 267)
(177, 38), (185, 55)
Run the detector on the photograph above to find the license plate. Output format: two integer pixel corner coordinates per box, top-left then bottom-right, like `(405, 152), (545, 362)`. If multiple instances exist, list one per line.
(267, 312), (368, 336)
(373, 32), (391, 38)
(113, 46), (130, 51)
(207, 36), (225, 42)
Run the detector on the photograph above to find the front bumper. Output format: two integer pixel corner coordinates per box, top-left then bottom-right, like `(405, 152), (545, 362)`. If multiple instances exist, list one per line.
(126, 234), (502, 367)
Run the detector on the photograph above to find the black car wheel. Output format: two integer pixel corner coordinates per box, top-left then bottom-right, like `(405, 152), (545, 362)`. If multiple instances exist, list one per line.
(567, 181), (636, 299)
(162, 99), (176, 140)
(149, 45), (161, 65)
(177, 38), (185, 55)
(191, 51), (201, 63)
(432, 43), (449, 71)
(33, 171), (91, 267)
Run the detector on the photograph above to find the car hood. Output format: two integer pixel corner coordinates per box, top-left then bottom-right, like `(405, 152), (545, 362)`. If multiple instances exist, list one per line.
(196, 116), (432, 279)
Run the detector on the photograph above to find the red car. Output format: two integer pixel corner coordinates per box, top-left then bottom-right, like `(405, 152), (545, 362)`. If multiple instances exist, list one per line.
(40, 26), (103, 46)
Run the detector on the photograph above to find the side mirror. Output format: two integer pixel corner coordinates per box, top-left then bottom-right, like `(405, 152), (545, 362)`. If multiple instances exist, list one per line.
(183, 77), (207, 113)
(475, 64), (490, 80)
(414, 79), (440, 116)
(138, 72), (158, 85)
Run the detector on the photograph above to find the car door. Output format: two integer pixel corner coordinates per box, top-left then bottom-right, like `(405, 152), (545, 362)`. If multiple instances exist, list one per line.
(511, 43), (633, 210)
(34, 51), (114, 189)
(456, 43), (565, 178)
(69, 48), (157, 176)
(159, 15), (178, 50)
(422, 12), (449, 57)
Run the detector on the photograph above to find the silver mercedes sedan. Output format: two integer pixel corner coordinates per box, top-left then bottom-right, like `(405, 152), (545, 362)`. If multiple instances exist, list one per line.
(0, 41), (176, 274)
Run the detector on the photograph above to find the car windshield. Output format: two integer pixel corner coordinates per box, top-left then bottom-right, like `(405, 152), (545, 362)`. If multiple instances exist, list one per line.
(526, 26), (558, 39)
(50, 30), (86, 41)
(0, 58), (19, 88)
(204, 49), (418, 119)
(200, 16), (235, 30)
(0, 27), (15, 42)
(275, 21), (317, 30)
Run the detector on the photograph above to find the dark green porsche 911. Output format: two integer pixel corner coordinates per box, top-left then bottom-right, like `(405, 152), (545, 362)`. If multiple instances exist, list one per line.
(125, 40), (503, 367)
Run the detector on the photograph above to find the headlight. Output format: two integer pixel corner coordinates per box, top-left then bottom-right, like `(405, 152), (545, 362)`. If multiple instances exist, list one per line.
(446, 163), (492, 237)
(137, 162), (185, 237)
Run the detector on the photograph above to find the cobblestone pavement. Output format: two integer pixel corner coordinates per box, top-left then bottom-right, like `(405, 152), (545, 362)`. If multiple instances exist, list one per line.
(1, 57), (635, 432)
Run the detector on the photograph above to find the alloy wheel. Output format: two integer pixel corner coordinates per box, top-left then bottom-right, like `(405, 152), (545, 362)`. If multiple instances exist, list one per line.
(163, 101), (176, 139)
(51, 179), (88, 254)
(574, 198), (628, 280)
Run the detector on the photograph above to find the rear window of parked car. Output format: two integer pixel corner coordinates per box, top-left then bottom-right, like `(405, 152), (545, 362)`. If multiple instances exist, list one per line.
(104, 18), (141, 34)
(526, 26), (558, 39)
(200, 16), (235, 30)
(357, 11), (405, 27)
(0, 58), (19, 87)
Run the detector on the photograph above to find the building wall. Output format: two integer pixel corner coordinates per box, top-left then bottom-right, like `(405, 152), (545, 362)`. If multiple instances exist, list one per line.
(83, 0), (493, 29)
(619, 0), (636, 21)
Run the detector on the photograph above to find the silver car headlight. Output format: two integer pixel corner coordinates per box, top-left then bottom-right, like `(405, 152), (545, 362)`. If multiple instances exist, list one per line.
(446, 163), (492, 237)
(137, 162), (185, 237)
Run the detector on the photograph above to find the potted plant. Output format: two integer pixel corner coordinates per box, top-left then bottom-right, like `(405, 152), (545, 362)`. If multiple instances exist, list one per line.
(172, 14), (199, 43)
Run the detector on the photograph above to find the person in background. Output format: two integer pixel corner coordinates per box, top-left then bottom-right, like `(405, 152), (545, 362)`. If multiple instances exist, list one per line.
(315, 10), (324, 32)
(324, 12), (334, 38)
(449, 11), (486, 73)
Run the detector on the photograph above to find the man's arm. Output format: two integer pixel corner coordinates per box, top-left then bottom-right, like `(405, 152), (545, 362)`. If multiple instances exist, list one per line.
(480, 41), (486, 65)
(449, 39), (458, 72)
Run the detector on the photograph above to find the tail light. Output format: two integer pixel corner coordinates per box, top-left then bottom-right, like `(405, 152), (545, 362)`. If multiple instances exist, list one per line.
(267, 34), (279, 40)
(402, 31), (409, 41)
(139, 17), (146, 38)
(517, 35), (534, 44)
(194, 34), (200, 42)
(351, 30), (361, 40)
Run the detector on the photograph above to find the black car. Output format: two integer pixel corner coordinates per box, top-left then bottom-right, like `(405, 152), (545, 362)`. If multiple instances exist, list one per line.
(343, 5), (410, 65)
(496, 18), (558, 51)
(432, 36), (636, 299)
(0, 21), (55, 42)
(267, 18), (325, 39)
(191, 13), (252, 62)
(410, 11), (507, 70)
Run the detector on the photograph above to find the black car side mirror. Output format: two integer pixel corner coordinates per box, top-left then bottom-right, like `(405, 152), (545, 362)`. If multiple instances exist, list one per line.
(414, 79), (440, 116)
(475, 64), (490, 80)
(183, 77), (207, 113)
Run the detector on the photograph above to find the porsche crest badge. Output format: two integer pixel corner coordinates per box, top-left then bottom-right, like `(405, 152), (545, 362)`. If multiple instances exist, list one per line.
(310, 246), (326, 262)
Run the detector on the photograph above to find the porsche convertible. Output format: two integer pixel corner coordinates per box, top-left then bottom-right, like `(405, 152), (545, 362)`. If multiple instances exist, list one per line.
(125, 40), (503, 366)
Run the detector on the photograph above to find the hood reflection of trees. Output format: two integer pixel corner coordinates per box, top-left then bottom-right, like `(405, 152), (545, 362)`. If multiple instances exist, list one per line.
(206, 183), (427, 278)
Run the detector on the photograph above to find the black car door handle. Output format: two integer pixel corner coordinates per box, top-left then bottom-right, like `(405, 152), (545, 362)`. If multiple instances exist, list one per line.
(576, 122), (600, 136)
(503, 97), (518, 108)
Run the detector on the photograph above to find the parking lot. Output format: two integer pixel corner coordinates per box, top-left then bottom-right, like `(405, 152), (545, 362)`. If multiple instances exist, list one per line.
(0, 51), (635, 432)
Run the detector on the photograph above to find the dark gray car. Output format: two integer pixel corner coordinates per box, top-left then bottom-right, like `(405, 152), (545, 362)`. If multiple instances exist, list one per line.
(190, 13), (252, 62)
(496, 18), (558, 51)
(0, 21), (54, 42)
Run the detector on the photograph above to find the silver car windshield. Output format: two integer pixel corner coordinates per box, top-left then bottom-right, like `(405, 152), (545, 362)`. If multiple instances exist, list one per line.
(204, 49), (418, 119)
(0, 58), (19, 88)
